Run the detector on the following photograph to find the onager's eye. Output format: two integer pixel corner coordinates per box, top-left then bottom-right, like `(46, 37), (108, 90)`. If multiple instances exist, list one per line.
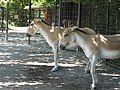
(30, 23), (34, 26)
(64, 34), (69, 37)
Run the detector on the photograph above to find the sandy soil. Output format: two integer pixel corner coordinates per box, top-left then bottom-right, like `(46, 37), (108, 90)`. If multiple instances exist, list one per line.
(0, 29), (120, 90)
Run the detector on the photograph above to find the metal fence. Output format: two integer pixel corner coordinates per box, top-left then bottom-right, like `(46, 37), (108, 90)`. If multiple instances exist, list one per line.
(88, 0), (120, 35)
(56, 0), (120, 34)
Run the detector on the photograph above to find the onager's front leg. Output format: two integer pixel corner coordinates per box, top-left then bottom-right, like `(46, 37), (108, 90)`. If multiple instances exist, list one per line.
(90, 56), (98, 90)
(51, 45), (58, 72)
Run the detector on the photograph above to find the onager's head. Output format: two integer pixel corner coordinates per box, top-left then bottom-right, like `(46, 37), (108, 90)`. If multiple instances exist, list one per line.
(26, 19), (41, 37)
(59, 27), (76, 50)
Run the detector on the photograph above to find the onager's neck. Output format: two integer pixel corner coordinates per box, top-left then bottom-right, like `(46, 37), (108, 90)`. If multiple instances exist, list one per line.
(74, 32), (97, 52)
(37, 21), (53, 45)
(36, 21), (61, 46)
(38, 21), (51, 34)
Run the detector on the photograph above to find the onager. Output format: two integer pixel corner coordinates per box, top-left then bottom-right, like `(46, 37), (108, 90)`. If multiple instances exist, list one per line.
(26, 19), (96, 72)
(59, 27), (120, 89)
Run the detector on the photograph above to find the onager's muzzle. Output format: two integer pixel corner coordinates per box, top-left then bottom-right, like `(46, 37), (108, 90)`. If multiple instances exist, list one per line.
(60, 44), (66, 50)
(26, 33), (32, 37)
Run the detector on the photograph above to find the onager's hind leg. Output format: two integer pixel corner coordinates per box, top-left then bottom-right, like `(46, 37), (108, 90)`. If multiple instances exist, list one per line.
(51, 45), (58, 72)
(85, 61), (91, 74)
(90, 56), (98, 89)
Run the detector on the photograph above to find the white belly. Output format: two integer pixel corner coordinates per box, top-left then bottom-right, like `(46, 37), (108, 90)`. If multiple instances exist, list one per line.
(66, 43), (78, 50)
(101, 49), (120, 59)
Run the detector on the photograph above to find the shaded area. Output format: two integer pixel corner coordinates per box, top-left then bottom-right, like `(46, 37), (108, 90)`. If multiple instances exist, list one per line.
(0, 31), (120, 90)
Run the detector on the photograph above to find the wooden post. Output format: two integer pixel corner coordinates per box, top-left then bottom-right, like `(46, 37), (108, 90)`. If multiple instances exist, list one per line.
(77, 2), (82, 28)
(106, 0), (111, 65)
(1, 7), (4, 33)
(54, 0), (57, 25)
(107, 0), (111, 35)
(28, 0), (31, 44)
(5, 0), (9, 41)
(89, 0), (92, 28)
(77, 2), (82, 52)
(29, 0), (31, 24)
(58, 0), (62, 27)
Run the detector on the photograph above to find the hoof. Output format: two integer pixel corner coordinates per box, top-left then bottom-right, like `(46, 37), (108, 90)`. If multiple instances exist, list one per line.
(51, 66), (58, 72)
(90, 83), (96, 90)
(85, 69), (90, 74)
(91, 87), (96, 90)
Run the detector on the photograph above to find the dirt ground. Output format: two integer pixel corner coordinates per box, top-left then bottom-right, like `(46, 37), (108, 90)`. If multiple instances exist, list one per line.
(0, 29), (120, 90)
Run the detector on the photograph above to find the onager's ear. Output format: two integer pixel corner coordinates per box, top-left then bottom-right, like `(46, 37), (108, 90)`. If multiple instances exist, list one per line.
(36, 19), (41, 23)
(70, 26), (79, 32)
(34, 19), (41, 24)
(58, 33), (62, 39)
(67, 28), (73, 33)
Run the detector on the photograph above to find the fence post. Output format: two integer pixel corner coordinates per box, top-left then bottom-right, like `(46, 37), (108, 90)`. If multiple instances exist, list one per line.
(1, 7), (4, 33)
(58, 0), (62, 27)
(54, 0), (57, 25)
(89, 0), (92, 28)
(115, 9), (119, 33)
(76, 2), (82, 52)
(77, 2), (82, 28)
(106, 0), (111, 65)
(107, 0), (111, 35)
(28, 0), (31, 44)
(5, 0), (9, 41)
(29, 0), (31, 24)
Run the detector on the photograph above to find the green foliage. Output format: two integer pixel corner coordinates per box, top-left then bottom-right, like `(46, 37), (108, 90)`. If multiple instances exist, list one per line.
(31, 0), (56, 7)
(0, 0), (6, 7)
(31, 0), (43, 6)
(0, 0), (120, 28)
(45, 0), (56, 7)
(0, 0), (29, 9)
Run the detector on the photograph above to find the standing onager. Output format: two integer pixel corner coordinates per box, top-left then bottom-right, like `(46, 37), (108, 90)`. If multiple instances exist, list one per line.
(59, 27), (120, 89)
(26, 19), (96, 72)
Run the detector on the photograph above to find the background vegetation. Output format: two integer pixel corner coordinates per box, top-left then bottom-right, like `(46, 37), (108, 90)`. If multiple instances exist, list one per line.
(0, 0), (56, 26)
(0, 0), (120, 28)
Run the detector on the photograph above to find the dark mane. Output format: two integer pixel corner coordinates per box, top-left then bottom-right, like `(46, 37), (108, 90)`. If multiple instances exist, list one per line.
(74, 28), (89, 35)
(41, 19), (52, 26)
